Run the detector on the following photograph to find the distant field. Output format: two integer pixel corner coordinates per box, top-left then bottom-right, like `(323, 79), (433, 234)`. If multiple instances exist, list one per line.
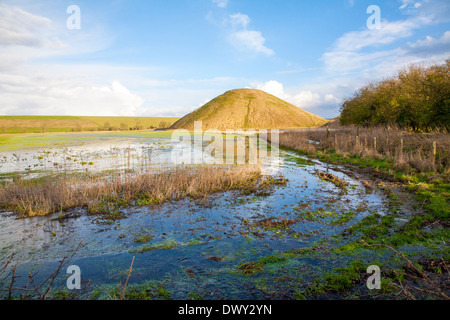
(0, 116), (180, 134)
(0, 130), (175, 151)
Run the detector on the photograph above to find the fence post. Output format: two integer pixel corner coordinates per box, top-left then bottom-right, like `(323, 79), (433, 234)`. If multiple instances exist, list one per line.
(374, 137), (377, 152)
(433, 141), (437, 166)
(400, 139), (404, 162)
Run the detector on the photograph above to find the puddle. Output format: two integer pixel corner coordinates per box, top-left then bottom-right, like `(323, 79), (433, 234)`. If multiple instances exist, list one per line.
(0, 133), (406, 299)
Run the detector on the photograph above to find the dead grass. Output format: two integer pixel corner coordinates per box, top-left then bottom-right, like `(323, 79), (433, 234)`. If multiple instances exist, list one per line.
(278, 126), (449, 174)
(0, 165), (266, 217)
(315, 170), (348, 190)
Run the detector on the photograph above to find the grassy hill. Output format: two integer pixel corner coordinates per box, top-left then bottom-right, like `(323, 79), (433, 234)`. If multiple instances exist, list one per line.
(171, 89), (328, 131)
(0, 116), (179, 134)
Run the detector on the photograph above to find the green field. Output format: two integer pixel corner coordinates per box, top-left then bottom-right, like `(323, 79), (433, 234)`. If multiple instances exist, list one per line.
(0, 130), (177, 152)
(0, 116), (180, 134)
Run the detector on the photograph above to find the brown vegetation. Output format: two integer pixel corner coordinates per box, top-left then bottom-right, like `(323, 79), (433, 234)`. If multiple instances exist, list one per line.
(315, 170), (348, 190)
(278, 127), (449, 174)
(0, 165), (265, 217)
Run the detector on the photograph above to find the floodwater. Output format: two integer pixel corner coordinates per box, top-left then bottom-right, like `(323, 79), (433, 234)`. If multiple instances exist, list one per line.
(0, 132), (401, 299)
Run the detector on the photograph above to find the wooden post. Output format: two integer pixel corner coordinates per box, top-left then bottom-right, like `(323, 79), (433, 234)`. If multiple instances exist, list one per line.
(374, 137), (377, 152)
(400, 139), (404, 162)
(356, 136), (359, 152)
(433, 141), (437, 166)
(326, 125), (330, 143)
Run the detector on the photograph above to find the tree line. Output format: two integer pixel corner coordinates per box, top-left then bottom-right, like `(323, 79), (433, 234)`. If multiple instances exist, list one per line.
(340, 59), (450, 131)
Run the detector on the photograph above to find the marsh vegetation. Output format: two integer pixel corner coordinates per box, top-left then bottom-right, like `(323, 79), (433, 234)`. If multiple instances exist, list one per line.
(0, 129), (446, 300)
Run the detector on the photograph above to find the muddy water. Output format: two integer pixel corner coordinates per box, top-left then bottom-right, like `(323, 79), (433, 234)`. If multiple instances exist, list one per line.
(0, 132), (395, 299)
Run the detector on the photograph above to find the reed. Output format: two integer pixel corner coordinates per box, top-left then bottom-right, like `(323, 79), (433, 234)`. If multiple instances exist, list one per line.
(0, 165), (265, 217)
(279, 127), (449, 174)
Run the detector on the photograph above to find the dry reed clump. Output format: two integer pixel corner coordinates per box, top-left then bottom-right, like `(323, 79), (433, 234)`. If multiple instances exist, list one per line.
(0, 165), (265, 217)
(315, 170), (348, 191)
(279, 127), (449, 174)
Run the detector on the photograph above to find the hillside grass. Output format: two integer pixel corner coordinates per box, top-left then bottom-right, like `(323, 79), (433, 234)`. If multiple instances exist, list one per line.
(171, 89), (328, 131)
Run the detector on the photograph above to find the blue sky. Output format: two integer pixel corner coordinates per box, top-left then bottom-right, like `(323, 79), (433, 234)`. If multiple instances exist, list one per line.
(0, 0), (449, 118)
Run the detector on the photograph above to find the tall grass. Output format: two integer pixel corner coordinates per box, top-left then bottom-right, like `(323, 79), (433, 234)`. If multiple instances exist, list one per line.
(279, 127), (449, 174)
(0, 165), (264, 217)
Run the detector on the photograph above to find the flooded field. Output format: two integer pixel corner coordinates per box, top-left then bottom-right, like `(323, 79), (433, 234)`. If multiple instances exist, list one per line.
(0, 132), (427, 299)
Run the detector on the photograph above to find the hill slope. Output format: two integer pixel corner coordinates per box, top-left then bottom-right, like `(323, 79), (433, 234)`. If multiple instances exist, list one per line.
(171, 89), (327, 131)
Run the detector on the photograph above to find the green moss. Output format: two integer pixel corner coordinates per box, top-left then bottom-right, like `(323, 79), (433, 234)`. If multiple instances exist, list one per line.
(258, 255), (288, 265)
(129, 239), (179, 253)
(304, 260), (365, 295)
(292, 147), (448, 225)
(294, 291), (307, 300)
(415, 189), (449, 219)
(92, 282), (172, 300)
(238, 255), (288, 275)
(286, 155), (315, 166)
(188, 292), (203, 300)
(295, 208), (340, 222)
(330, 211), (357, 225)
(332, 241), (361, 253)
(134, 233), (154, 243)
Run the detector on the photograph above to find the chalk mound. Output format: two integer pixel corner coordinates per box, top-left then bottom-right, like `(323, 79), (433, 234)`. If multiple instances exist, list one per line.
(170, 89), (327, 131)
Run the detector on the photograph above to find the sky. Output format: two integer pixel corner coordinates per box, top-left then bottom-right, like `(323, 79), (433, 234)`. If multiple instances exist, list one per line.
(0, 0), (449, 119)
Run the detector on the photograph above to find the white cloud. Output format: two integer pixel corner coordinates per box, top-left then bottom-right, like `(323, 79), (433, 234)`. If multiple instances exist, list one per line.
(399, 0), (450, 22)
(323, 49), (400, 73)
(332, 19), (421, 53)
(0, 4), (65, 49)
(251, 80), (340, 111)
(228, 30), (274, 56)
(213, 0), (229, 8)
(0, 71), (145, 116)
(322, 0), (450, 75)
(252, 80), (288, 100)
(229, 13), (251, 29)
(290, 91), (322, 109)
(323, 29), (450, 75)
(401, 30), (450, 57)
(216, 11), (274, 56)
(0, 4), (151, 117)
(321, 0), (450, 75)
(399, 0), (423, 10)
